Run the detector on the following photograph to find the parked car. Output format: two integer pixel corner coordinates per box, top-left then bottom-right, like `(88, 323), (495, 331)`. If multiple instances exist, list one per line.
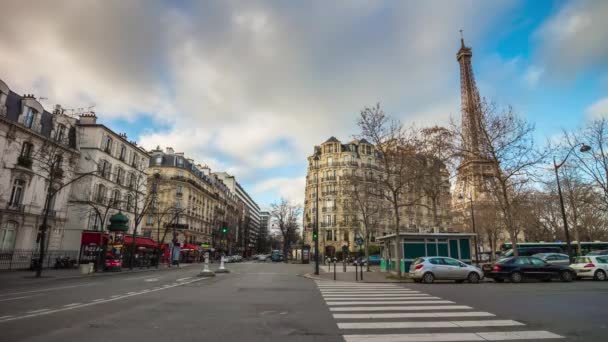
(352, 257), (367, 266)
(532, 253), (571, 266)
(368, 254), (382, 265)
(409, 256), (483, 284)
(271, 252), (284, 262)
(257, 254), (269, 261)
(570, 256), (608, 281)
(586, 250), (608, 256)
(486, 256), (574, 283)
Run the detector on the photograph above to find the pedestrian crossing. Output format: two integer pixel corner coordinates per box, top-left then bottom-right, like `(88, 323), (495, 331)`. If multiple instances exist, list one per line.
(315, 281), (564, 341)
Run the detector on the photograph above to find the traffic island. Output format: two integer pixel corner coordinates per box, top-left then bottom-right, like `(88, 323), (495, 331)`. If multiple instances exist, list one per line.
(214, 256), (230, 273)
(198, 253), (216, 277)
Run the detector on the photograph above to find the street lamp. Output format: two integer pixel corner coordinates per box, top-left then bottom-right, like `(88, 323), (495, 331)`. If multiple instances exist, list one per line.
(554, 143), (591, 259)
(313, 154), (320, 275)
(458, 193), (480, 265)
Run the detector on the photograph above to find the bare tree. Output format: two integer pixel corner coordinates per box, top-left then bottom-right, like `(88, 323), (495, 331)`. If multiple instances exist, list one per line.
(342, 172), (388, 271)
(357, 103), (424, 276)
(452, 100), (546, 256)
(270, 198), (301, 262)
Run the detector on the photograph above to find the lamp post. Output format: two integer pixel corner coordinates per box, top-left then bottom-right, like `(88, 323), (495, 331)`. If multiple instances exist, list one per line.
(313, 154), (320, 275)
(459, 193), (480, 265)
(554, 143), (591, 259)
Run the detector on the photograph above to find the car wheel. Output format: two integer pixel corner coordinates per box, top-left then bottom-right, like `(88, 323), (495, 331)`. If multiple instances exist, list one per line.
(594, 270), (606, 281)
(510, 272), (523, 283)
(468, 272), (480, 284)
(560, 271), (573, 282)
(422, 272), (435, 284)
(494, 278), (504, 283)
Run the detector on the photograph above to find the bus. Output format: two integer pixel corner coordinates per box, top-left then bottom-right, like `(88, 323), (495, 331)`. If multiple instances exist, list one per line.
(500, 241), (608, 257)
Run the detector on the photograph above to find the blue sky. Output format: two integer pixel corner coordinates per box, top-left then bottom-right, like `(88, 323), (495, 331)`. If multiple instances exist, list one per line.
(1, 1), (607, 209)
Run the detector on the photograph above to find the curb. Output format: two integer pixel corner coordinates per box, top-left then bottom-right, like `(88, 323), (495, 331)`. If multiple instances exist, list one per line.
(1, 263), (197, 285)
(300, 272), (413, 283)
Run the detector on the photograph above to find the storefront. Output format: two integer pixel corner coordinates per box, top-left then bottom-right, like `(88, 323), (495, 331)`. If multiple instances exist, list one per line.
(377, 232), (476, 274)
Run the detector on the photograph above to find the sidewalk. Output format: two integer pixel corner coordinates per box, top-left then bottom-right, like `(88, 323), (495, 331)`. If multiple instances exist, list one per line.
(0, 263), (198, 289)
(304, 265), (412, 283)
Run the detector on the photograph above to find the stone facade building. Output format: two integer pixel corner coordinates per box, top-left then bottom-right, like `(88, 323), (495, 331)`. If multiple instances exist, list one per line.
(303, 137), (451, 257)
(63, 113), (150, 250)
(0, 78), (79, 251)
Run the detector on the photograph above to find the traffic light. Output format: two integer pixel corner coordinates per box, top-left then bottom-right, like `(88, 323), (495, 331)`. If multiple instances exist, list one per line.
(312, 230), (318, 240)
(222, 227), (228, 233)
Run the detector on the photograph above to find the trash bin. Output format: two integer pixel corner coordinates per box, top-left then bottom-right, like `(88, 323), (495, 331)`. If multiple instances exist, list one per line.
(80, 263), (91, 275)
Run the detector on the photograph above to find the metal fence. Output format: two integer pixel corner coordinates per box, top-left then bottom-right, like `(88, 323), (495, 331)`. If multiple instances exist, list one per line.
(0, 249), (80, 271)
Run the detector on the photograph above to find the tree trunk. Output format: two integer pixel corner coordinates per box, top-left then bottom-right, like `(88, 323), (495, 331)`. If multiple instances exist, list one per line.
(393, 194), (402, 277)
(365, 232), (370, 272)
(431, 198), (439, 233)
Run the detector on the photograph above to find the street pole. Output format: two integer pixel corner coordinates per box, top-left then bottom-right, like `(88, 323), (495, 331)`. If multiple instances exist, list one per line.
(469, 197), (480, 265)
(554, 157), (573, 259)
(314, 165), (320, 275)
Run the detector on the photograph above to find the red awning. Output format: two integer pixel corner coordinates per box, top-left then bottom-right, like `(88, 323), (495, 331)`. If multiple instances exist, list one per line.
(182, 244), (199, 250)
(81, 231), (108, 245)
(123, 236), (157, 249)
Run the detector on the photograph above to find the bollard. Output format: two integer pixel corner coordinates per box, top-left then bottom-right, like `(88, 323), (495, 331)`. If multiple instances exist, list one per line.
(333, 260), (337, 280)
(215, 255), (230, 273)
(355, 262), (359, 281)
(360, 262), (363, 281)
(343, 260), (346, 272)
(198, 252), (215, 277)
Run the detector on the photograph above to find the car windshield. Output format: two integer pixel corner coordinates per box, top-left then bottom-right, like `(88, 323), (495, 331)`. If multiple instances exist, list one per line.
(574, 257), (591, 264)
(497, 257), (514, 264)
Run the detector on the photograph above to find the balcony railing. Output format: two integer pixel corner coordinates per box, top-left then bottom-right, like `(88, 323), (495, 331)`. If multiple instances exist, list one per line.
(321, 191), (337, 196)
(321, 206), (336, 212)
(320, 222), (334, 228)
(17, 155), (33, 169)
(321, 176), (336, 182)
(341, 161), (359, 167)
(6, 203), (24, 212)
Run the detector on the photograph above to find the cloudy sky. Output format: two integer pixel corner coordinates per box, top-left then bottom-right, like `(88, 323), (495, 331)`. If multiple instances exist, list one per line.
(1, 0), (607, 209)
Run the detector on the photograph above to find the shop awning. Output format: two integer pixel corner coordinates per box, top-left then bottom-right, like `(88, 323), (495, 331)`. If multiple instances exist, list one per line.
(124, 236), (157, 248)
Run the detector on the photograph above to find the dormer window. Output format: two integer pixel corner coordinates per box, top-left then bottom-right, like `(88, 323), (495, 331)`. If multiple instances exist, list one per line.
(55, 124), (66, 142)
(177, 157), (184, 167)
(0, 91), (7, 115)
(155, 155), (162, 165)
(24, 107), (37, 129)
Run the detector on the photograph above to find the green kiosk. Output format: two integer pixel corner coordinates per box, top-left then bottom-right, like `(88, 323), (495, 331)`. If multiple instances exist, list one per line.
(377, 232), (476, 274)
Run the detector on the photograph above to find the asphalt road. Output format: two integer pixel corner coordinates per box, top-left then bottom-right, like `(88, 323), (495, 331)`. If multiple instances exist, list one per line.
(1, 263), (607, 341)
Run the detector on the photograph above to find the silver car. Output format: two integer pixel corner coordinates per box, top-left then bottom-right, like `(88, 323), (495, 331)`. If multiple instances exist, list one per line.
(532, 253), (570, 266)
(409, 256), (484, 284)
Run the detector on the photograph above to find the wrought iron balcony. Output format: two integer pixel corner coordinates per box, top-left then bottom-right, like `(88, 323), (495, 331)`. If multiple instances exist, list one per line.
(17, 155), (33, 169)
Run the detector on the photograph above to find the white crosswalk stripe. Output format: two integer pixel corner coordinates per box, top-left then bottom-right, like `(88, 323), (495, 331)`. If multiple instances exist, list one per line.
(315, 281), (564, 341)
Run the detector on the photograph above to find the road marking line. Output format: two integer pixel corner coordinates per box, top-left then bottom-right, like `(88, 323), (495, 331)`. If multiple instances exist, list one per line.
(127, 292), (137, 295)
(477, 330), (564, 340)
(0, 283), (96, 297)
(322, 293), (422, 297)
(26, 308), (50, 314)
(327, 300), (454, 305)
(324, 295), (432, 299)
(320, 291), (421, 294)
(0, 277), (209, 324)
(333, 312), (495, 319)
(92, 299), (105, 302)
(325, 296), (441, 301)
(110, 295), (121, 298)
(63, 303), (82, 307)
(330, 305), (473, 312)
(144, 278), (159, 282)
(343, 330), (564, 342)
(177, 277), (192, 282)
(0, 315), (14, 320)
(0, 295), (36, 302)
(338, 320), (523, 329)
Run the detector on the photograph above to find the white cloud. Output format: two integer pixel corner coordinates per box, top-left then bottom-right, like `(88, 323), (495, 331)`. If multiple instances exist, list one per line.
(586, 97), (608, 118)
(0, 1), (518, 206)
(523, 65), (544, 87)
(535, 1), (608, 76)
(253, 177), (306, 204)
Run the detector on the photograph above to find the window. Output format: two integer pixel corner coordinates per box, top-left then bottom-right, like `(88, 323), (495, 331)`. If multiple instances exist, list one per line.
(429, 258), (444, 265)
(9, 179), (26, 207)
(119, 145), (126, 161)
(99, 160), (111, 178)
(343, 231), (349, 242)
(116, 168), (124, 185)
(54, 155), (63, 169)
(177, 157), (184, 167)
(0, 221), (17, 250)
(112, 190), (121, 207)
(175, 200), (182, 209)
(24, 107), (36, 128)
(128, 173), (135, 188)
(326, 230), (333, 241)
(176, 185), (183, 196)
(514, 257), (530, 265)
(20, 142), (33, 158)
(597, 257), (608, 264)
(89, 213), (101, 231)
(95, 184), (106, 203)
(146, 215), (154, 225)
(55, 124), (66, 142)
(126, 195), (133, 211)
(132, 155), (139, 168)
(530, 258), (546, 266)
(443, 258), (461, 267)
(102, 136), (113, 153)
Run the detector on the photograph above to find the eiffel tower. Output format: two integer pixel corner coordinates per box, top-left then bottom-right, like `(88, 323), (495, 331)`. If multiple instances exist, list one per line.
(452, 33), (496, 222)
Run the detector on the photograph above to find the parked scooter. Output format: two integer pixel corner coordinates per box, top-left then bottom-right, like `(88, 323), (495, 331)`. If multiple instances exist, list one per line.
(54, 256), (77, 269)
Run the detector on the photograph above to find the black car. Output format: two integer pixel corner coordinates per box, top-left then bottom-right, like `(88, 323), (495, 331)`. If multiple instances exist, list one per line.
(486, 256), (575, 283)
